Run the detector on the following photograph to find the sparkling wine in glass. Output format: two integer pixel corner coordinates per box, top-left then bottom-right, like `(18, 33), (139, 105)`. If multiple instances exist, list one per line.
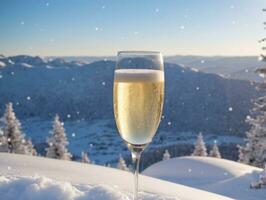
(113, 51), (164, 200)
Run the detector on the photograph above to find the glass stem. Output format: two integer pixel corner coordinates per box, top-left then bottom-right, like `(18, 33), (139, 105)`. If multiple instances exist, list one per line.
(131, 151), (141, 200)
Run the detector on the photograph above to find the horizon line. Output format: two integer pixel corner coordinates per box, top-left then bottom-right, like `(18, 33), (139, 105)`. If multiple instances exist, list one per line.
(1, 53), (259, 58)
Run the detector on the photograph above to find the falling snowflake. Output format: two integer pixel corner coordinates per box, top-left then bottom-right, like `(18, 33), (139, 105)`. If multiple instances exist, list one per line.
(104, 58), (107, 62)
(188, 168), (192, 173)
(228, 107), (233, 112)
(102, 5), (106, 9)
(155, 8), (159, 12)
(230, 5), (235, 9)
(27, 96), (31, 101)
(20, 21), (25, 25)
(61, 122), (64, 126)
(167, 121), (172, 126)
(161, 115), (165, 119)
(246, 115), (251, 120)
(95, 27), (99, 31)
(46, 2), (50, 6)
(90, 143), (93, 148)
(16, 102), (20, 105)
(7, 138), (11, 142)
(196, 86), (200, 90)
(102, 81), (106, 86)
(67, 114), (71, 118)
(134, 31), (139, 35)
(245, 69), (249, 73)
(180, 25), (185, 30)
(0, 75), (2, 79)
(7, 166), (11, 171)
(11, 72), (15, 75)
(71, 77), (75, 81)
(224, 172), (228, 176)
(231, 20), (236, 25)
(72, 133), (76, 137)
(201, 60), (205, 64)
(22, 139), (25, 143)
(77, 111), (80, 115)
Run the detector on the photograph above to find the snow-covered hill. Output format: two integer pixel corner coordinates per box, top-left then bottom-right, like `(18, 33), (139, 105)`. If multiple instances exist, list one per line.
(143, 156), (264, 200)
(0, 153), (232, 200)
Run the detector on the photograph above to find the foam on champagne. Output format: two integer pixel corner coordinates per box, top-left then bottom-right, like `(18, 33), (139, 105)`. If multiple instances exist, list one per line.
(114, 69), (164, 83)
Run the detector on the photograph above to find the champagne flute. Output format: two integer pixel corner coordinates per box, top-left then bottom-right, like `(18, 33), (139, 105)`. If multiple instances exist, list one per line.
(113, 51), (164, 200)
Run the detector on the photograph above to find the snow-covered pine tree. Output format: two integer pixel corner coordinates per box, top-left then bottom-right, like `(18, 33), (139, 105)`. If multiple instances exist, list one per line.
(238, 107), (266, 167)
(81, 151), (90, 163)
(117, 154), (129, 171)
(191, 132), (207, 157)
(0, 128), (8, 152)
(25, 139), (37, 156)
(209, 141), (221, 158)
(46, 114), (72, 160)
(162, 149), (171, 160)
(2, 103), (36, 155)
(239, 8), (266, 168)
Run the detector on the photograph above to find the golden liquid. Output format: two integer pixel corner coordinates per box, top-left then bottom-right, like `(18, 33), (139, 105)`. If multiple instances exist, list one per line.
(114, 69), (164, 145)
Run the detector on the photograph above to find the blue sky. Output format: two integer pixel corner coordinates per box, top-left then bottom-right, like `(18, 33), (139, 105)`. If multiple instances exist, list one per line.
(0, 0), (265, 56)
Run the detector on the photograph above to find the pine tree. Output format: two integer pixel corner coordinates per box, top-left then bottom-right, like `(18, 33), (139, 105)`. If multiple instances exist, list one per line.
(0, 128), (8, 152)
(192, 132), (207, 157)
(162, 149), (171, 160)
(2, 103), (35, 155)
(239, 8), (266, 168)
(81, 151), (90, 163)
(238, 106), (266, 167)
(25, 139), (37, 156)
(117, 154), (129, 171)
(46, 114), (72, 160)
(209, 141), (221, 158)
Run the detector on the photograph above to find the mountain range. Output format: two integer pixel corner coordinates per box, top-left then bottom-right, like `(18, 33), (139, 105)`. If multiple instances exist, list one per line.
(0, 55), (261, 136)
(50, 55), (264, 82)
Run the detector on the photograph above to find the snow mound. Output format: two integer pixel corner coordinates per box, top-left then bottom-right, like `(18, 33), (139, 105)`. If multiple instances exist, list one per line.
(0, 176), (174, 200)
(0, 153), (231, 200)
(143, 156), (264, 200)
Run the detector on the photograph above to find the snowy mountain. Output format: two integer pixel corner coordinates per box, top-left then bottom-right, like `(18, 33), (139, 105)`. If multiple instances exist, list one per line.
(0, 55), (261, 165)
(0, 153), (233, 200)
(143, 156), (264, 200)
(0, 55), (260, 135)
(56, 55), (264, 82)
(165, 55), (263, 82)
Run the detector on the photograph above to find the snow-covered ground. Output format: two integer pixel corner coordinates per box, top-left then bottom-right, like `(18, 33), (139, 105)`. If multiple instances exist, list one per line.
(143, 156), (264, 200)
(0, 153), (232, 200)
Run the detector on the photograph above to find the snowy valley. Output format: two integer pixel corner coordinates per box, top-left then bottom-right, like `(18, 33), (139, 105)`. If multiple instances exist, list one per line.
(0, 55), (261, 165)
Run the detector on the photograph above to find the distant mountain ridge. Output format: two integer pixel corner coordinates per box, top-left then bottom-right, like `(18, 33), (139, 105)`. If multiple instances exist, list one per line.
(0, 55), (261, 135)
(47, 55), (263, 82)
